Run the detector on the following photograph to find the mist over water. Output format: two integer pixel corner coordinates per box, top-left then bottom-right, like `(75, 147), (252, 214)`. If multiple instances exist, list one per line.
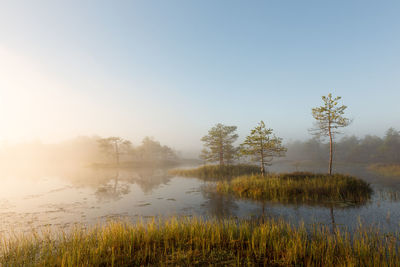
(0, 150), (399, 236)
(1, 2), (400, 265)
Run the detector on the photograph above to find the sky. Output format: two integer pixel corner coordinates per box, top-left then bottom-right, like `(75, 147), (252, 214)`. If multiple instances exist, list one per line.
(0, 1), (399, 153)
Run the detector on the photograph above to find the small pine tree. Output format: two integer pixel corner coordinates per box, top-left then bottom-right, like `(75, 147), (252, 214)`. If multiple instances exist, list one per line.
(200, 123), (238, 166)
(240, 121), (286, 176)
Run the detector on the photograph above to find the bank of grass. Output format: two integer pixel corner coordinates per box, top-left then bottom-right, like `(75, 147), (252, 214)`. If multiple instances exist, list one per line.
(369, 163), (400, 177)
(216, 172), (372, 206)
(1, 217), (399, 266)
(169, 164), (259, 179)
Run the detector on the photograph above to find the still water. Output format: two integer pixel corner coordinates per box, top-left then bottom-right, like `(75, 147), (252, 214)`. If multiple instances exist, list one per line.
(0, 162), (399, 234)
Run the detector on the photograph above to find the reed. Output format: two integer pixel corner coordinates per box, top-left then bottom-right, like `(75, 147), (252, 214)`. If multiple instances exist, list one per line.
(1, 217), (399, 266)
(369, 163), (400, 177)
(216, 172), (372, 206)
(169, 164), (259, 180)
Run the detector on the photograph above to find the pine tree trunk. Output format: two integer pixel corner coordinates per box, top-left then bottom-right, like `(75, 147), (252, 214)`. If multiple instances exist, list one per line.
(219, 136), (224, 166)
(260, 145), (265, 176)
(329, 130), (333, 175)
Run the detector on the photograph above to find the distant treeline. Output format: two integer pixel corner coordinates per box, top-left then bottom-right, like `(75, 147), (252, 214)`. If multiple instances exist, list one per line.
(0, 136), (179, 168)
(286, 128), (400, 164)
(95, 136), (179, 167)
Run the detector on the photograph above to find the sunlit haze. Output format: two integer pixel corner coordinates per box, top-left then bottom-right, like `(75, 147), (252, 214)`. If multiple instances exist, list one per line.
(2, 2), (400, 265)
(1, 1), (399, 154)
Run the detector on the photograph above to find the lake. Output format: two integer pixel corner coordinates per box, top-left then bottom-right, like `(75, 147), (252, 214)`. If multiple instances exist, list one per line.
(0, 162), (399, 235)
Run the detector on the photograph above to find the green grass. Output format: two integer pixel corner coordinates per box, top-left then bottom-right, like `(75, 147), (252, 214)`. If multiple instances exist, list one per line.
(1, 217), (399, 266)
(216, 172), (372, 206)
(169, 164), (260, 180)
(369, 163), (400, 177)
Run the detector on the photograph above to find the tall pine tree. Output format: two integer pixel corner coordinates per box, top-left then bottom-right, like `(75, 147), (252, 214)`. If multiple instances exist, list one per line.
(311, 93), (351, 175)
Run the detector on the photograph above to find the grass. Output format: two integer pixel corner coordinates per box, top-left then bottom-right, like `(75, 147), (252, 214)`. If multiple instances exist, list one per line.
(216, 172), (372, 206)
(1, 217), (399, 266)
(368, 163), (400, 177)
(169, 164), (260, 180)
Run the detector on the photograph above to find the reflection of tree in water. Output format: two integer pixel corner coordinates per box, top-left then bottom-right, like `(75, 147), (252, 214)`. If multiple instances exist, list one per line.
(92, 167), (172, 201)
(95, 170), (130, 201)
(130, 168), (171, 194)
(330, 206), (336, 232)
(57, 166), (173, 201)
(201, 186), (238, 219)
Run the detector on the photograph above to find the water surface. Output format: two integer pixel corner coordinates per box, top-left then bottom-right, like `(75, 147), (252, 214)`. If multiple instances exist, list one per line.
(0, 163), (399, 234)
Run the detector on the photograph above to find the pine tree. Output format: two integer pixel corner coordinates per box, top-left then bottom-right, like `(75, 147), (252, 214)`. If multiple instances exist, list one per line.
(240, 121), (286, 176)
(200, 123), (238, 166)
(97, 137), (132, 165)
(311, 93), (351, 175)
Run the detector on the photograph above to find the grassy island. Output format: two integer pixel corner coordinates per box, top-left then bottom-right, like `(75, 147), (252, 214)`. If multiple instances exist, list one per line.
(216, 172), (372, 206)
(169, 164), (259, 179)
(1, 217), (399, 266)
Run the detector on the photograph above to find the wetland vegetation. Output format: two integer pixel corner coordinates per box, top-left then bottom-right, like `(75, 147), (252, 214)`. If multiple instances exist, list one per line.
(1, 217), (399, 266)
(169, 164), (259, 179)
(216, 172), (372, 206)
(368, 164), (400, 178)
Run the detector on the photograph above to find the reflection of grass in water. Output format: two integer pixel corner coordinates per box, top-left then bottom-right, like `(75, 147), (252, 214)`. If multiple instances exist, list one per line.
(377, 189), (400, 202)
(216, 172), (372, 207)
(169, 164), (259, 180)
(1, 217), (400, 266)
(89, 160), (180, 169)
(368, 163), (400, 177)
(136, 203), (151, 207)
(185, 191), (199, 195)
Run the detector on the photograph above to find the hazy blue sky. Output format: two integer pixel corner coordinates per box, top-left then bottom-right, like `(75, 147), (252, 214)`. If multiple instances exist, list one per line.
(1, 1), (399, 153)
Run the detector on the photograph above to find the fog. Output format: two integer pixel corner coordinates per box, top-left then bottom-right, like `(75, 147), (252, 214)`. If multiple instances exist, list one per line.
(0, 128), (400, 235)
(1, 2), (400, 264)
(1, 125), (399, 169)
(285, 127), (400, 165)
(0, 136), (182, 173)
(1, 44), (399, 154)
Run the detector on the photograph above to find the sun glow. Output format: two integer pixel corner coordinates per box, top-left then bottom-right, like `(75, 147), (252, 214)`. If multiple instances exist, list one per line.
(0, 46), (105, 144)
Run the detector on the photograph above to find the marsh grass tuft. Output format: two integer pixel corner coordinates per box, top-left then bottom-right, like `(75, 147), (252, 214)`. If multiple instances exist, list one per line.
(216, 172), (372, 206)
(169, 164), (259, 180)
(1, 217), (399, 266)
